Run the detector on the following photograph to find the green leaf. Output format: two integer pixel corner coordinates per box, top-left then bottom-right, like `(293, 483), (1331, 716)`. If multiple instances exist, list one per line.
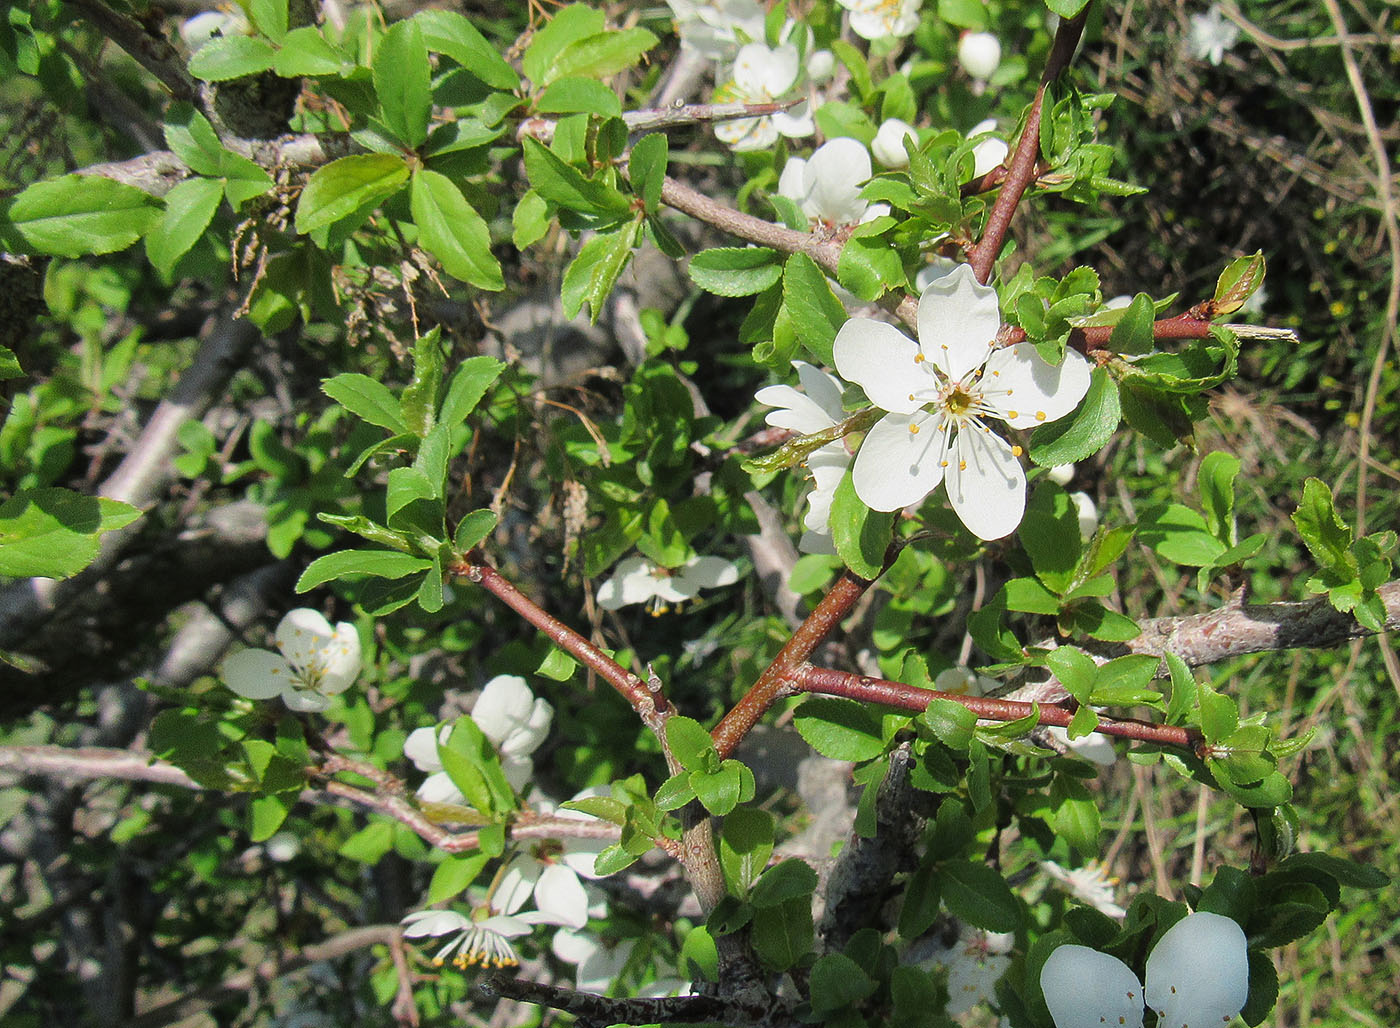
(1213, 251), (1265, 316)
(536, 76), (622, 117)
(918, 699), (978, 751)
(1198, 682), (1239, 743)
(1137, 503), (1228, 567)
(163, 104), (224, 177)
(453, 509), (497, 552)
(940, 860), (1021, 932)
(897, 861), (943, 939)
(249, 794), (291, 842)
(1029, 368), (1121, 466)
(1292, 478), (1357, 580)
(512, 189), (550, 249)
(750, 858), (818, 908)
(543, 27), (658, 85)
(0, 489), (142, 579)
(1020, 483), (1082, 591)
(830, 471), (896, 579)
(1198, 451), (1240, 545)
(415, 9), (519, 89)
(400, 329), (444, 436)
(1045, 647), (1098, 705)
(189, 35), (277, 81)
(809, 953), (876, 1015)
(295, 154), (410, 234)
(561, 220), (640, 322)
(628, 132), (667, 213)
(1107, 293), (1156, 355)
(938, 0), (991, 29)
(3, 174), (159, 257)
(691, 762), (744, 816)
(654, 772), (696, 811)
(782, 253), (848, 366)
(750, 896), (814, 971)
(322, 373), (408, 432)
(794, 697), (886, 762)
(246, 0), (288, 41)
(295, 549), (433, 591)
(1278, 852), (1390, 890)
(145, 177), (224, 278)
(1050, 774), (1101, 857)
(521, 4), (605, 86)
(720, 807), (774, 894)
(688, 247), (783, 297)
(837, 226), (905, 302)
(410, 169), (504, 290)
(1003, 575), (1063, 614)
(520, 138), (632, 220)
(272, 25), (349, 76)
(374, 18), (432, 148)
(666, 716), (716, 773)
(440, 356), (505, 427)
(1164, 652), (1197, 725)
(428, 852), (489, 903)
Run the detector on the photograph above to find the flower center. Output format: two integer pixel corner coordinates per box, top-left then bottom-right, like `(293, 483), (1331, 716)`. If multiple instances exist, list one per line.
(944, 387), (976, 416)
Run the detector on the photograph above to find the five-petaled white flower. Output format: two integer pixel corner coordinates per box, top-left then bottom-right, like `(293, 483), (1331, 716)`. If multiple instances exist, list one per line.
(596, 554), (740, 613)
(914, 926), (1013, 1015)
(1040, 860), (1126, 918)
(1040, 911), (1249, 1028)
(400, 852), (590, 969)
(404, 675), (553, 803)
(778, 138), (888, 229)
(756, 361), (853, 554)
(553, 929), (637, 993)
(665, 0), (765, 61)
(222, 608), (360, 712)
(833, 263), (1091, 539)
(1186, 5), (1240, 66)
(837, 0), (922, 41)
(713, 39), (814, 151)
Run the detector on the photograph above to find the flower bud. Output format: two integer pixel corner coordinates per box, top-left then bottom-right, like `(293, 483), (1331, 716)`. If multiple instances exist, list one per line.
(957, 31), (1001, 81)
(808, 48), (836, 82)
(871, 118), (917, 169)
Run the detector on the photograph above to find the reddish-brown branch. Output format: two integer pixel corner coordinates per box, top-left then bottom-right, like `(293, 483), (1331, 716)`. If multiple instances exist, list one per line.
(1000, 310), (1218, 355)
(968, 9), (1090, 285)
(712, 562), (890, 759)
(796, 666), (1202, 751)
(450, 556), (664, 730)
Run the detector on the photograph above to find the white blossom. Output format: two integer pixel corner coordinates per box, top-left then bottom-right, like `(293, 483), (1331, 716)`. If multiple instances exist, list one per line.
(838, 0), (922, 41)
(779, 138), (886, 228)
(713, 39), (814, 151)
(1047, 463), (1076, 485)
(934, 666), (999, 696)
(1186, 5), (1240, 66)
(756, 361), (853, 554)
(1070, 490), (1098, 538)
(496, 853), (590, 930)
(401, 908), (529, 969)
(832, 263), (1091, 539)
(404, 675), (553, 804)
(1045, 721), (1117, 766)
(917, 927), (1014, 1016)
(553, 929), (636, 993)
(969, 118), (1009, 178)
(221, 608), (360, 713)
(957, 31), (1002, 80)
(1040, 911), (1249, 1028)
(872, 118), (918, 169)
(1040, 860), (1126, 918)
(665, 0), (765, 61)
(596, 554), (740, 612)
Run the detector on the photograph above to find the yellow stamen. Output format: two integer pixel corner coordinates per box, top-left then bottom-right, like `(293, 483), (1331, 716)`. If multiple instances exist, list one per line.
(1011, 445), (1023, 456)
(909, 424), (920, 435)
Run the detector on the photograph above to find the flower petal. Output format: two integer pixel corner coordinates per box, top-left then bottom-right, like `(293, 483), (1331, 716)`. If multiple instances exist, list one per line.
(673, 555), (740, 595)
(1143, 912), (1249, 1028)
(283, 689), (332, 713)
(471, 675), (536, 746)
(794, 361), (845, 421)
(274, 608), (336, 669)
(944, 424), (1026, 540)
(777, 156), (808, 206)
(416, 771), (468, 806)
(314, 621), (361, 694)
(403, 725), (449, 772)
(917, 263), (1002, 384)
(1045, 724), (1117, 766)
(597, 555), (661, 610)
(756, 384), (837, 434)
(533, 863), (590, 928)
(496, 855), (540, 916)
(803, 138), (871, 226)
(1040, 945), (1145, 1028)
(834, 318), (926, 414)
(850, 410), (950, 512)
(982, 343), (1091, 430)
(401, 909), (470, 937)
(222, 648), (294, 700)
